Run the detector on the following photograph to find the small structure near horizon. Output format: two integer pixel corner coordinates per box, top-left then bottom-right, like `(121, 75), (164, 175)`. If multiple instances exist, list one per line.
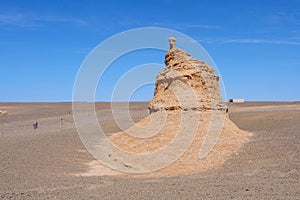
(229, 98), (245, 103)
(0, 110), (7, 116)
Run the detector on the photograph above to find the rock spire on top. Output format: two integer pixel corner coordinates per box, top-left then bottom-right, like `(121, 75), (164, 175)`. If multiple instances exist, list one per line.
(169, 37), (176, 49)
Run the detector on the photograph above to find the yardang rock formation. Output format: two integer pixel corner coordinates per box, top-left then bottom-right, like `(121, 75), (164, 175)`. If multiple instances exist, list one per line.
(148, 37), (226, 113)
(107, 38), (249, 176)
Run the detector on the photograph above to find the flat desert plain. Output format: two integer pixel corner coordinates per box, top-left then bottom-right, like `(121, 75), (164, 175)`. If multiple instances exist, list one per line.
(0, 102), (299, 199)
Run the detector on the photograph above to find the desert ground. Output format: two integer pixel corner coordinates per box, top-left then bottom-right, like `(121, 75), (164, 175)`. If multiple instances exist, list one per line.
(0, 102), (299, 199)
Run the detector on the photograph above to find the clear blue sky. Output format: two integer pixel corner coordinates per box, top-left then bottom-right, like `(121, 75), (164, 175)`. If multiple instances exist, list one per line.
(1, 0), (300, 102)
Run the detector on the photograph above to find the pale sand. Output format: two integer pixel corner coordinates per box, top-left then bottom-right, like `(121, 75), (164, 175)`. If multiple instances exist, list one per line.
(79, 160), (122, 176)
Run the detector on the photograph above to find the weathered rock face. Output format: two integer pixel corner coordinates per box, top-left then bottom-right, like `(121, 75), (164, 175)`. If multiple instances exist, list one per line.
(148, 39), (226, 113)
(107, 38), (248, 177)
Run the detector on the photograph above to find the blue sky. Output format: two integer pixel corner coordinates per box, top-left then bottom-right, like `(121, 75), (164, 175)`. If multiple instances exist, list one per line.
(0, 0), (300, 102)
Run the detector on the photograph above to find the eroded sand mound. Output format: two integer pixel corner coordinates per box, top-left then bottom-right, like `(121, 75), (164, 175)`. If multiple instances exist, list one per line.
(0, 110), (7, 115)
(86, 38), (249, 177)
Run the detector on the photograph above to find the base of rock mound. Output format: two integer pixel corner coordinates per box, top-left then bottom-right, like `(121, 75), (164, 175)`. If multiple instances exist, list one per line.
(105, 110), (249, 177)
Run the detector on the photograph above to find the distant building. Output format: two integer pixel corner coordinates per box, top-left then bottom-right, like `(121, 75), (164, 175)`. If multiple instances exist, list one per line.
(229, 98), (245, 103)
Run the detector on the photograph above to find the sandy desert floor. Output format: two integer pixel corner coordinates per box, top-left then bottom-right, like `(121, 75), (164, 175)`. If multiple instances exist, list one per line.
(0, 102), (299, 199)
